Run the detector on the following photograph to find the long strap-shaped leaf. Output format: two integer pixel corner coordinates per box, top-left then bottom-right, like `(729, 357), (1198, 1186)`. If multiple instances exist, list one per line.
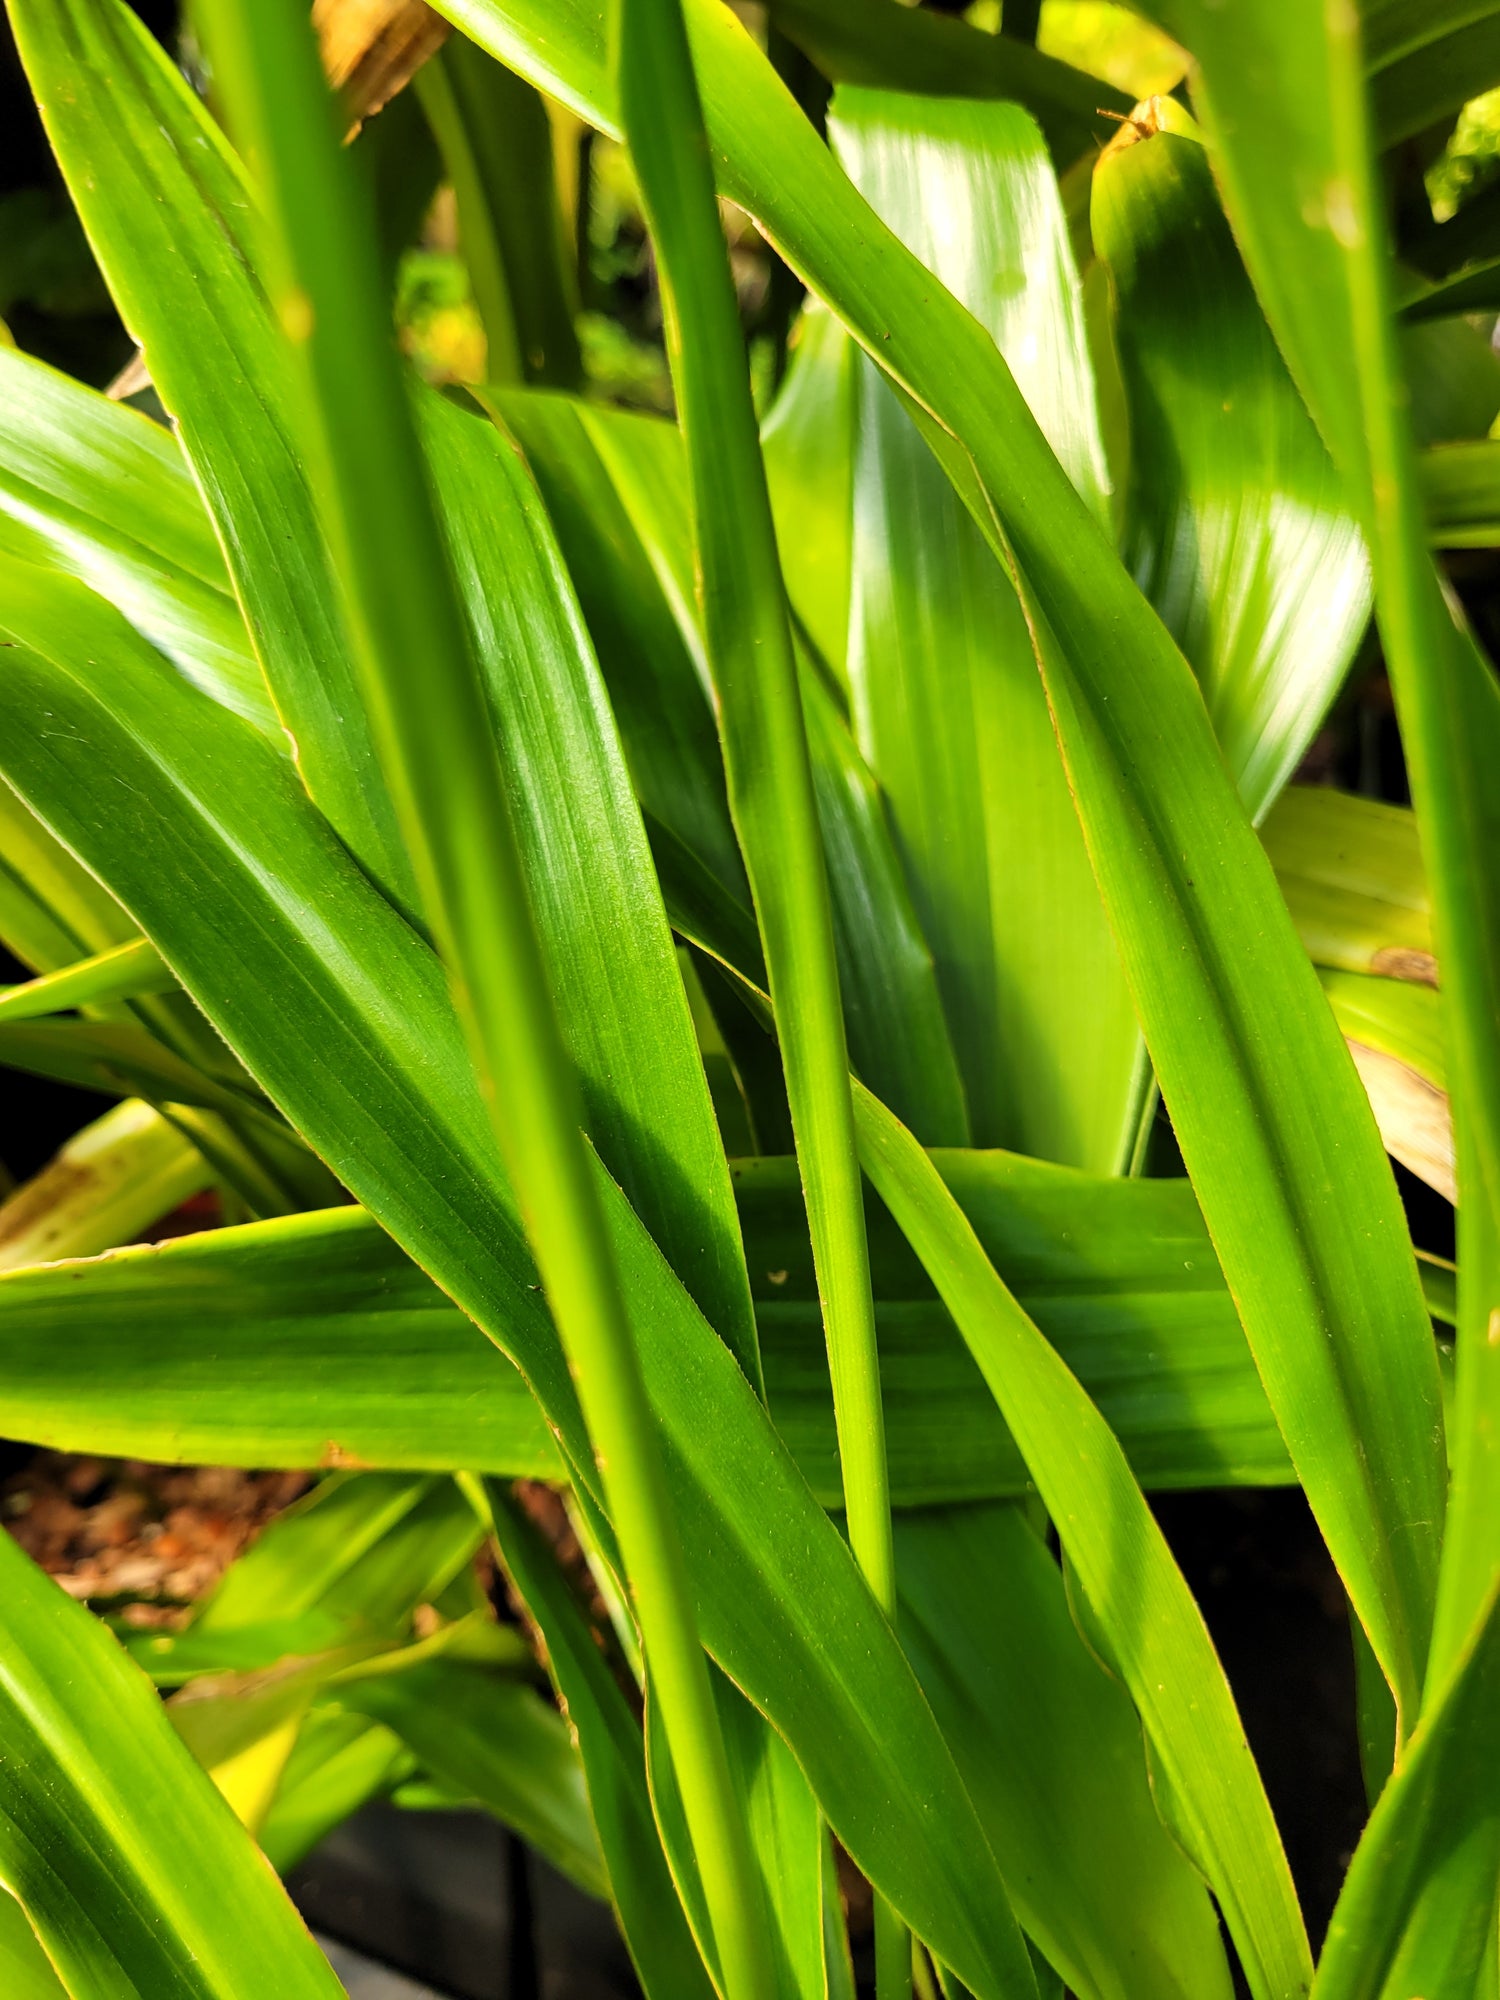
(1312, 1575), (1500, 2000)
(835, 92), (1137, 1172)
(0, 566), (1033, 2000)
(1144, 0), (1500, 1699)
(852, 1084), (1310, 2000)
(187, 0), (768, 1991)
(0, 1185), (1298, 1500)
(0, 1526), (344, 1997)
(557, 395), (969, 1147)
(8, 0), (417, 914)
(0, 344), (271, 733)
(473, 1483), (716, 2000)
(615, 0), (900, 1689)
(1089, 104), (1371, 823)
(425, 0), (1447, 1732)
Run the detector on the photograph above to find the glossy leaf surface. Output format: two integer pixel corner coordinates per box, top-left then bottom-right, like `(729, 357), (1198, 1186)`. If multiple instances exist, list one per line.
(1147, 0), (1500, 1698)
(0, 343), (270, 732)
(11, 0), (416, 911)
(834, 90), (1136, 1170)
(0, 1526), (344, 1997)
(1313, 1577), (1500, 2000)
(1092, 108), (1370, 821)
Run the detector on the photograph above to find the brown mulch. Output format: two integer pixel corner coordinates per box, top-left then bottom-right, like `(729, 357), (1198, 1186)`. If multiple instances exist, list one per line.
(1, 1453), (310, 1627)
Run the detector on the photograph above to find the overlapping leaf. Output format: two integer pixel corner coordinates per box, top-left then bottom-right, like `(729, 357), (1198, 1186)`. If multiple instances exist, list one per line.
(834, 91), (1137, 1170)
(0, 1526), (344, 1997)
(433, 0), (1448, 1728)
(0, 555), (1031, 2000)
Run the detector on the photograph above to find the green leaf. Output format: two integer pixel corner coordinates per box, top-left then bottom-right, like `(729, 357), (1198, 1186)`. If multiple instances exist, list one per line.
(414, 36), (581, 386)
(573, 396), (968, 1144)
(0, 1098), (210, 1271)
(0, 1016), (274, 1122)
(647, 1672), (829, 2000)
(1402, 257), (1500, 326)
(852, 1084), (1310, 2000)
(480, 386), (749, 911)
(11, 0), (417, 913)
(1260, 786), (1434, 984)
(761, 0), (1130, 165)
(258, 1709), (413, 1875)
(338, 1661), (607, 1897)
(0, 557), (1033, 2000)
(0, 1892), (65, 1998)
(195, 1472), (480, 1641)
(1365, 1), (1500, 145)
(833, 90), (1138, 1169)
(0, 1167), (1301, 1501)
(418, 385), (759, 1384)
(1091, 106), (1371, 820)
(0, 938), (173, 1023)
(1312, 1575), (1500, 2000)
(1422, 439), (1500, 548)
(477, 1482), (716, 2000)
(896, 1502), (1233, 2000)
(0, 1526), (344, 1997)
(0, 343), (272, 733)
(761, 304), (857, 687)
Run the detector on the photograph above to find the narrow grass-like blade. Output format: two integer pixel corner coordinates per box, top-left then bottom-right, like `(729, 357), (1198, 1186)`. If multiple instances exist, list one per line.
(480, 387), (748, 907)
(648, 1675), (827, 2000)
(834, 91), (1136, 1169)
(1091, 104), (1370, 821)
(0, 1527), (344, 1997)
(477, 1483), (717, 2000)
(418, 386), (758, 1382)
(0, 559), (1035, 2000)
(0, 938), (172, 1023)
(762, 0), (1129, 164)
(414, 37), (580, 387)
(435, 0), (1448, 1722)
(9, 0), (418, 913)
(1365, 3), (1500, 144)
(853, 1085), (1310, 2000)
(0, 1015), (274, 1122)
(258, 1711), (412, 1876)
(1260, 787), (1434, 984)
(1150, 0), (1500, 1693)
(896, 1502), (1233, 2000)
(191, 0), (774, 1975)
(615, 0), (902, 1755)
(0, 1099), (209, 1271)
(1312, 1576), (1500, 2000)
(0, 344), (269, 732)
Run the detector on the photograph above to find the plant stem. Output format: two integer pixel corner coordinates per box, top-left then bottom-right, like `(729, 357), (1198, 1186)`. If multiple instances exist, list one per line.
(193, 4), (769, 1995)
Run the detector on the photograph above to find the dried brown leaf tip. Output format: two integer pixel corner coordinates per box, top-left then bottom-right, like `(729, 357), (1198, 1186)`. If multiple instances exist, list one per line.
(312, 0), (450, 135)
